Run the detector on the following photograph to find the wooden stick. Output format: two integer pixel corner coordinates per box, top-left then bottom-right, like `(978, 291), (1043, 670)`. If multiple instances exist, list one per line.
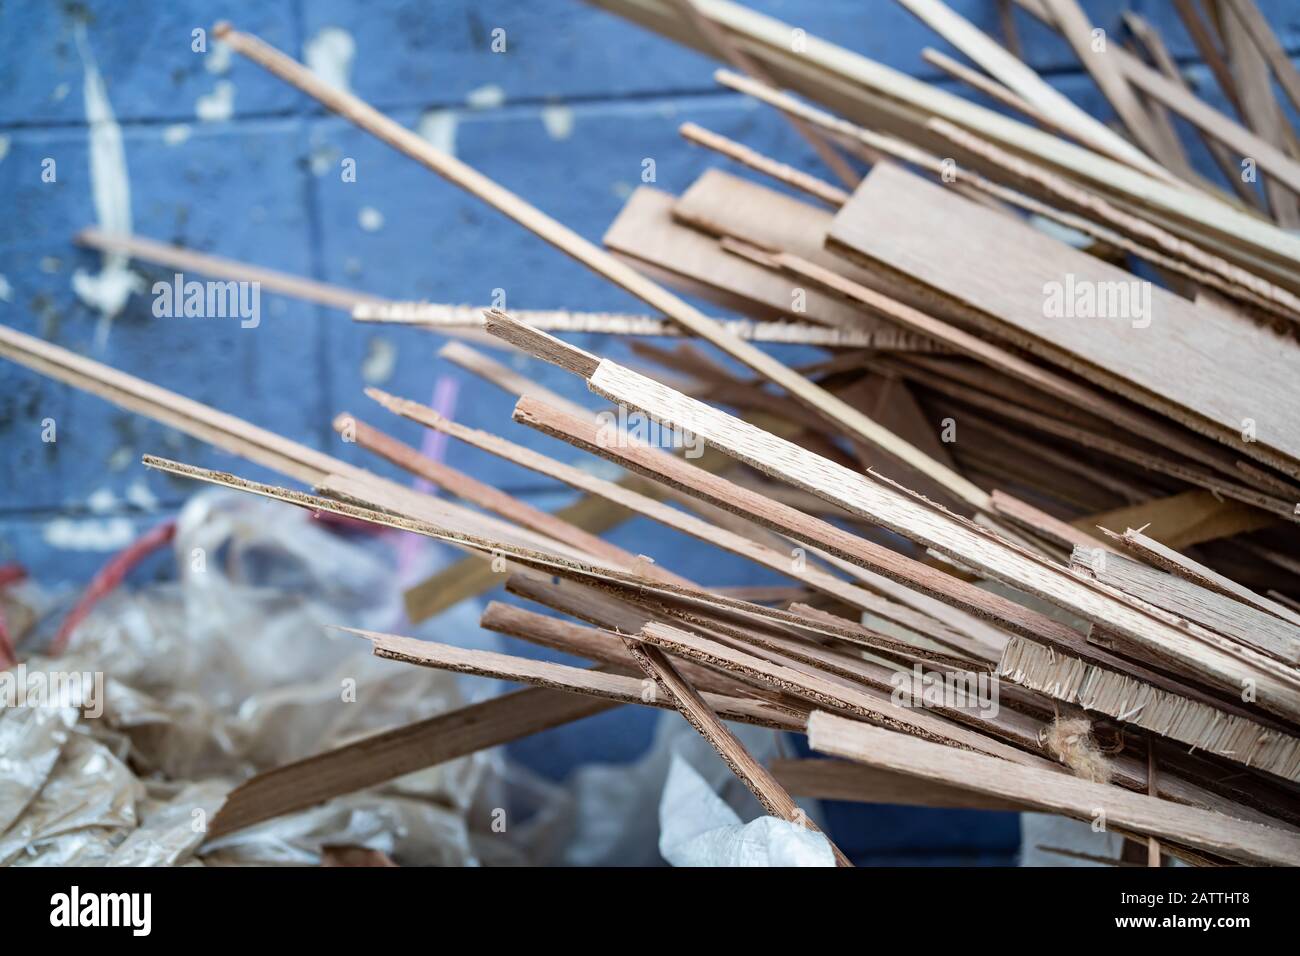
(663, 0), (860, 189)
(678, 121), (849, 206)
(1222, 0), (1300, 121)
(1218, 0), (1300, 226)
(1170, 0), (1246, 117)
(1072, 544), (1300, 664)
(1121, 10), (1266, 210)
(894, 0), (1170, 176)
(1038, 0), (1170, 164)
(206, 687), (616, 839)
(356, 300), (907, 349)
(771, 758), (1028, 810)
(1104, 527), (1300, 628)
(806, 710), (1300, 866)
(623, 638), (852, 865)
(920, 46), (1079, 144)
(354, 626), (807, 731)
(215, 20), (992, 512)
(337, 412), (644, 574)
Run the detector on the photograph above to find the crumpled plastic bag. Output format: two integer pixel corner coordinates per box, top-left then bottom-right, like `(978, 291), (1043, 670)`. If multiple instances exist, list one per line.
(0, 489), (557, 866)
(553, 707), (832, 866)
(658, 754), (835, 866)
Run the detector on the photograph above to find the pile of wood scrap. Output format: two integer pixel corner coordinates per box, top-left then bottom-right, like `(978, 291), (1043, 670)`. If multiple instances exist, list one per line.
(7, 1), (1300, 866)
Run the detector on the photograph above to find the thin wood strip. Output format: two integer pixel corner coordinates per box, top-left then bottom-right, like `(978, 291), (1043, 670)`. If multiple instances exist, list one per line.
(355, 627), (808, 731)
(1122, 10), (1266, 210)
(894, 0), (1169, 175)
(771, 758), (1029, 811)
(1104, 527), (1300, 628)
(623, 638), (852, 865)
(217, 21), (991, 512)
(1168, 0), (1246, 116)
(1219, 0), (1300, 226)
(920, 46), (1074, 142)
(1222, 0), (1300, 120)
(661, 0), (860, 188)
(1116, 39), (1300, 202)
(338, 413), (643, 574)
(205, 687), (616, 839)
(357, 301), (917, 349)
(1071, 545), (1300, 664)
(678, 121), (849, 206)
(806, 710), (1300, 866)
(1039, 0), (1170, 164)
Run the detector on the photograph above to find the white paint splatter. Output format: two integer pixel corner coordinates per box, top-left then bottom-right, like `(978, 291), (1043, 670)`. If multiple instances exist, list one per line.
(196, 80), (235, 122)
(466, 84), (505, 109)
(51, 82), (70, 102)
(358, 206), (384, 232)
(305, 27), (355, 93)
(40, 256), (62, 273)
(541, 104), (574, 141)
(162, 124), (191, 146)
(0, 135), (9, 162)
(0, 275), (11, 302)
(125, 480), (158, 511)
(361, 336), (397, 384)
(44, 517), (136, 552)
(86, 487), (117, 513)
(417, 109), (457, 155)
(205, 38), (232, 75)
(71, 22), (144, 350)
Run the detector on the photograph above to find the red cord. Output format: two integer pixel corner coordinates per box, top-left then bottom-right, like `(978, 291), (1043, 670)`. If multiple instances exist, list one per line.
(50, 520), (177, 657)
(0, 564), (25, 670)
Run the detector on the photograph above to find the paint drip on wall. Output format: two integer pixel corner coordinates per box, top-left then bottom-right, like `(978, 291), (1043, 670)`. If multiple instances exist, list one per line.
(70, 21), (144, 350)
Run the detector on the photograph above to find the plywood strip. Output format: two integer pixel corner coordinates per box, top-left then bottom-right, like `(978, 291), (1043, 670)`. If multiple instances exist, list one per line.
(206, 687), (616, 839)
(806, 710), (1300, 866)
(678, 121), (849, 207)
(827, 162), (1300, 475)
(356, 627), (807, 731)
(357, 301), (916, 350)
(1105, 527), (1300, 628)
(1071, 545), (1300, 664)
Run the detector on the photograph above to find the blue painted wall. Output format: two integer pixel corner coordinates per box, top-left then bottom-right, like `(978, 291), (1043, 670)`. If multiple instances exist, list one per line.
(2, 1), (1298, 864)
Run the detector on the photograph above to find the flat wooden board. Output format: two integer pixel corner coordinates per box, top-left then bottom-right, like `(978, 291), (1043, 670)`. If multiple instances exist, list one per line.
(826, 163), (1300, 474)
